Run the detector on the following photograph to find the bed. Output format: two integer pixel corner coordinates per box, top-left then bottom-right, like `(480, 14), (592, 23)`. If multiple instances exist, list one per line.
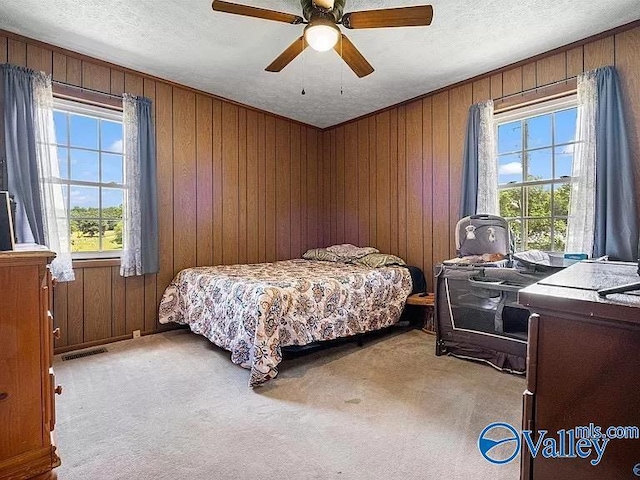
(158, 258), (413, 387)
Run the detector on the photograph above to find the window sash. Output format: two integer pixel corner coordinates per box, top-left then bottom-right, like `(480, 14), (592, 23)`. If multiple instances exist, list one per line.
(495, 95), (577, 252)
(52, 98), (124, 257)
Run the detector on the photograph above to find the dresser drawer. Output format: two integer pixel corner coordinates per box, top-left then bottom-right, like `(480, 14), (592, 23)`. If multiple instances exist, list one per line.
(0, 264), (47, 460)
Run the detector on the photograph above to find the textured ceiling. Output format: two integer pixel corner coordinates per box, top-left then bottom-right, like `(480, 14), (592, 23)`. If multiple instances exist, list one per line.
(0, 0), (638, 128)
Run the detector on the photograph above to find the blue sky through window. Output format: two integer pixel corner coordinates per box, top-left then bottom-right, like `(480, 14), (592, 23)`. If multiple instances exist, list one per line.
(497, 107), (577, 185)
(54, 110), (123, 210)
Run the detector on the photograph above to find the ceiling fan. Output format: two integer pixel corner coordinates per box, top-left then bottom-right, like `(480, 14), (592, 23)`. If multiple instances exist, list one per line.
(211, 0), (434, 78)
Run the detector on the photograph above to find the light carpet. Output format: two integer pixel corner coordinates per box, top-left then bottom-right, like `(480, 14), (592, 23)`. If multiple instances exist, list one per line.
(53, 328), (524, 480)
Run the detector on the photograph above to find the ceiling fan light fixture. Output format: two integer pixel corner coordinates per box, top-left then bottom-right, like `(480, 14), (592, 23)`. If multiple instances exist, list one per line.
(312, 0), (335, 10)
(304, 18), (340, 52)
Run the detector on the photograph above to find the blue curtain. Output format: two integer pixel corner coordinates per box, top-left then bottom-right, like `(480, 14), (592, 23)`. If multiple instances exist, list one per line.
(137, 97), (159, 274)
(460, 103), (481, 218)
(593, 66), (639, 261)
(1, 64), (44, 244)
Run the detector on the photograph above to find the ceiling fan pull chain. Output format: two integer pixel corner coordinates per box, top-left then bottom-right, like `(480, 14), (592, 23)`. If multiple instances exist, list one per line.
(340, 34), (343, 95)
(301, 36), (306, 95)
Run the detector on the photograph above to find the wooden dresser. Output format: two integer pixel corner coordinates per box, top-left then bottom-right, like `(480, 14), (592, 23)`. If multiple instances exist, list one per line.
(518, 261), (640, 480)
(0, 249), (61, 480)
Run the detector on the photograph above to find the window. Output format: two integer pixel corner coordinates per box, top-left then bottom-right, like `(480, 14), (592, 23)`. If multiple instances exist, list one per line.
(495, 96), (578, 252)
(52, 99), (124, 257)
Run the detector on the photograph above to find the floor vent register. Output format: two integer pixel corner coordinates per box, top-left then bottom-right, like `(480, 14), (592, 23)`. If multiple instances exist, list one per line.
(61, 347), (108, 361)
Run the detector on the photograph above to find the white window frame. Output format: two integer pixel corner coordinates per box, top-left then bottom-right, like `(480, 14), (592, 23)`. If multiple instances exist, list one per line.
(52, 97), (125, 260)
(494, 95), (578, 252)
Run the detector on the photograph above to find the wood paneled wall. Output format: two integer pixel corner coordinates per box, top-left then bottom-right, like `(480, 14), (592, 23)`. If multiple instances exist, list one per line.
(322, 25), (640, 291)
(2, 23), (639, 350)
(0, 31), (324, 352)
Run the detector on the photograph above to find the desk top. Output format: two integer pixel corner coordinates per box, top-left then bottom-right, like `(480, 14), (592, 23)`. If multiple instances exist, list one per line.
(518, 261), (640, 326)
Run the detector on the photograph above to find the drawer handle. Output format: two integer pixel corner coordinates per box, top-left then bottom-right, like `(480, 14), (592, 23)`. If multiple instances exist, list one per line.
(0, 392), (8, 401)
(54, 385), (63, 395)
(53, 328), (61, 340)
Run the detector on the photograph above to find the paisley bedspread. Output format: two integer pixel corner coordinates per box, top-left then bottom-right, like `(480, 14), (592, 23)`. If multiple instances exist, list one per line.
(158, 259), (412, 387)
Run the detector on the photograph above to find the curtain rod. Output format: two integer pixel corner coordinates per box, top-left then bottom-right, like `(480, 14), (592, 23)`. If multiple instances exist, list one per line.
(52, 79), (123, 111)
(51, 80), (123, 100)
(493, 75), (578, 104)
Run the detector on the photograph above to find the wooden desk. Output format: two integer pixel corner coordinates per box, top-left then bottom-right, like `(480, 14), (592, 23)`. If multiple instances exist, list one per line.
(406, 293), (435, 334)
(518, 261), (640, 480)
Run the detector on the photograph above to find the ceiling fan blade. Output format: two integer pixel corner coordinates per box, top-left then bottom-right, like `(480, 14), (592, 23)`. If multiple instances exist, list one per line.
(265, 36), (307, 72)
(334, 34), (374, 78)
(212, 1), (304, 25)
(342, 5), (433, 29)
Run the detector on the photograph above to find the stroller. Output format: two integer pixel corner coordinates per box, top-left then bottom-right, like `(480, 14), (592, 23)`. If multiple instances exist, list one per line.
(434, 214), (564, 374)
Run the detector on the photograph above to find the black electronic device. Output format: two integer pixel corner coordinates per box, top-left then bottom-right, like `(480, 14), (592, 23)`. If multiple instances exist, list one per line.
(0, 191), (15, 251)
